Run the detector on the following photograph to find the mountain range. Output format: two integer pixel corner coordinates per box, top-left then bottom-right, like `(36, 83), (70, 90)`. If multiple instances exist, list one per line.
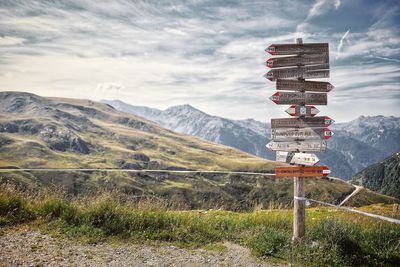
(102, 100), (400, 180)
(1, 91), (397, 210)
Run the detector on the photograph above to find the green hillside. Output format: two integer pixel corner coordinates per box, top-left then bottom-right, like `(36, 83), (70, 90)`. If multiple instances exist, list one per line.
(0, 92), (398, 210)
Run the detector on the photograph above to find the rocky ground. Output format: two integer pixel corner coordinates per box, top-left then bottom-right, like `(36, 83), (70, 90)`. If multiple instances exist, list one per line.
(0, 229), (277, 267)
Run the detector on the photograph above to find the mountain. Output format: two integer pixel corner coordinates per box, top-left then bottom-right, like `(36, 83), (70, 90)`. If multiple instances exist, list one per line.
(0, 91), (276, 172)
(104, 100), (275, 160)
(2, 92), (397, 210)
(102, 100), (400, 180)
(352, 152), (400, 199)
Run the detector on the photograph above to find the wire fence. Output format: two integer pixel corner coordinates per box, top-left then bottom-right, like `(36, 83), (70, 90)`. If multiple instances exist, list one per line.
(295, 196), (400, 224)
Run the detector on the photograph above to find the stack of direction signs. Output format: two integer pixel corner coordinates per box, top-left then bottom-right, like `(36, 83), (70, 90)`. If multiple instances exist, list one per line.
(265, 41), (334, 177)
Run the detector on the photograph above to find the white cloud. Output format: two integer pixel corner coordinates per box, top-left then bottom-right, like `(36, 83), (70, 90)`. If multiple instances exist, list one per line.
(336, 29), (350, 60)
(334, 0), (341, 10)
(0, 36), (25, 46)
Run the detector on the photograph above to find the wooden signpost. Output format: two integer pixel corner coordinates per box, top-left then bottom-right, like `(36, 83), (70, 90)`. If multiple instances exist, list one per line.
(265, 38), (334, 241)
(275, 166), (330, 177)
(277, 79), (334, 92)
(271, 128), (333, 141)
(266, 54), (328, 68)
(270, 91), (327, 105)
(265, 64), (330, 81)
(265, 43), (329, 55)
(271, 116), (334, 128)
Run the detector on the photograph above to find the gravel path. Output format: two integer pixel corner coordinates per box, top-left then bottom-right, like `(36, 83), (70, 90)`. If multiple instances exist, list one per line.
(0, 230), (276, 267)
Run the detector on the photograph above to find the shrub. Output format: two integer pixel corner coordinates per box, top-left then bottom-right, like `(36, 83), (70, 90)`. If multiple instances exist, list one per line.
(247, 227), (290, 257)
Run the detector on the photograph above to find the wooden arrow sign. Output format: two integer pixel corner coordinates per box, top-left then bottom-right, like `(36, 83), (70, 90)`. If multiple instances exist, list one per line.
(271, 116), (334, 129)
(276, 79), (334, 92)
(275, 166), (330, 177)
(271, 128), (334, 141)
(265, 64), (330, 81)
(276, 151), (320, 166)
(270, 92), (327, 105)
(285, 105), (319, 117)
(271, 127), (334, 142)
(265, 43), (329, 55)
(266, 54), (328, 68)
(266, 140), (327, 152)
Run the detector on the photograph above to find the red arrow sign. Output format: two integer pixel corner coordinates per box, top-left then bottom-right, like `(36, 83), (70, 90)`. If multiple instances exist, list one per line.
(271, 127), (334, 141)
(271, 116), (335, 128)
(285, 105), (319, 117)
(275, 166), (330, 177)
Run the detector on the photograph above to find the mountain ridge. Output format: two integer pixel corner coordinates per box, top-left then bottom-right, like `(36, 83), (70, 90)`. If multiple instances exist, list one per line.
(102, 99), (400, 180)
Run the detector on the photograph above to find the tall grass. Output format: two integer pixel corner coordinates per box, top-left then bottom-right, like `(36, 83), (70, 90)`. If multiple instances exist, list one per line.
(1, 184), (399, 266)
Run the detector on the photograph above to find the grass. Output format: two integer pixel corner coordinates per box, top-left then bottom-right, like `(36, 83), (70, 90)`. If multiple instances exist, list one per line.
(1, 184), (399, 266)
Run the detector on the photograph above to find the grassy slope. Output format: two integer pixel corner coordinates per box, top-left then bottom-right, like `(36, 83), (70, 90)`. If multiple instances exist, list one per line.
(1, 185), (399, 267)
(0, 93), (278, 172)
(1, 92), (398, 210)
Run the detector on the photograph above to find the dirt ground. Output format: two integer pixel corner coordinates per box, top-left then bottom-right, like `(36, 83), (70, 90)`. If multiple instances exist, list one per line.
(0, 229), (279, 267)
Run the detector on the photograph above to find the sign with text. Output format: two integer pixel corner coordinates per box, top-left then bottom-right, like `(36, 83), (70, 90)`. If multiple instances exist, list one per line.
(276, 79), (334, 92)
(275, 166), (330, 177)
(265, 64), (330, 81)
(271, 128), (333, 141)
(270, 92), (327, 105)
(265, 43), (329, 55)
(266, 54), (328, 68)
(271, 116), (334, 129)
(266, 140), (327, 152)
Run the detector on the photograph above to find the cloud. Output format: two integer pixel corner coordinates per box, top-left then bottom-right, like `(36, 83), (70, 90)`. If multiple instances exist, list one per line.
(334, 0), (341, 10)
(0, 0), (399, 122)
(336, 29), (350, 60)
(0, 36), (25, 45)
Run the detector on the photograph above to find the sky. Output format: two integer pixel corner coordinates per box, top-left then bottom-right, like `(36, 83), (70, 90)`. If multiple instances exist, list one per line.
(0, 0), (399, 122)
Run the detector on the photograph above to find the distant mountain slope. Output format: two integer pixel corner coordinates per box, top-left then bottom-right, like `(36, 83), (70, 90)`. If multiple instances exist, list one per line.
(0, 91), (277, 172)
(1, 92), (398, 210)
(103, 100), (275, 160)
(103, 100), (400, 180)
(352, 152), (400, 199)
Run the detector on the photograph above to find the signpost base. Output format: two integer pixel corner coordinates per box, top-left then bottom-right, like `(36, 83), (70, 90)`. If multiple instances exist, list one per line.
(293, 176), (305, 242)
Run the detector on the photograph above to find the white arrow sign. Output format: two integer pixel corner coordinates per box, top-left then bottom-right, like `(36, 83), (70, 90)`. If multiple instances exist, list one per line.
(276, 151), (320, 166)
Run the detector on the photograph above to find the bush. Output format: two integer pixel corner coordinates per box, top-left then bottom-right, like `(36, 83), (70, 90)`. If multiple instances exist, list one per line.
(0, 186), (35, 225)
(247, 227), (290, 257)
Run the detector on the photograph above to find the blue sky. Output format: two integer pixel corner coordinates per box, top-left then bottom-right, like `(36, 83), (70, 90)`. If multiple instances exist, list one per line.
(0, 0), (399, 122)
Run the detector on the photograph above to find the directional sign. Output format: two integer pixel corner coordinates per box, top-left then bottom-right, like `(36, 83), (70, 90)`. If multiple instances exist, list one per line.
(275, 166), (331, 177)
(270, 92), (327, 105)
(265, 64), (330, 81)
(266, 54), (329, 68)
(271, 128), (334, 141)
(266, 43), (329, 55)
(285, 105), (319, 117)
(271, 116), (334, 129)
(266, 140), (327, 152)
(276, 79), (334, 92)
(276, 151), (320, 166)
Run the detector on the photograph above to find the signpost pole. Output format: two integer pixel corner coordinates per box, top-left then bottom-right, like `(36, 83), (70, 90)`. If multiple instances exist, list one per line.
(293, 37), (305, 242)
